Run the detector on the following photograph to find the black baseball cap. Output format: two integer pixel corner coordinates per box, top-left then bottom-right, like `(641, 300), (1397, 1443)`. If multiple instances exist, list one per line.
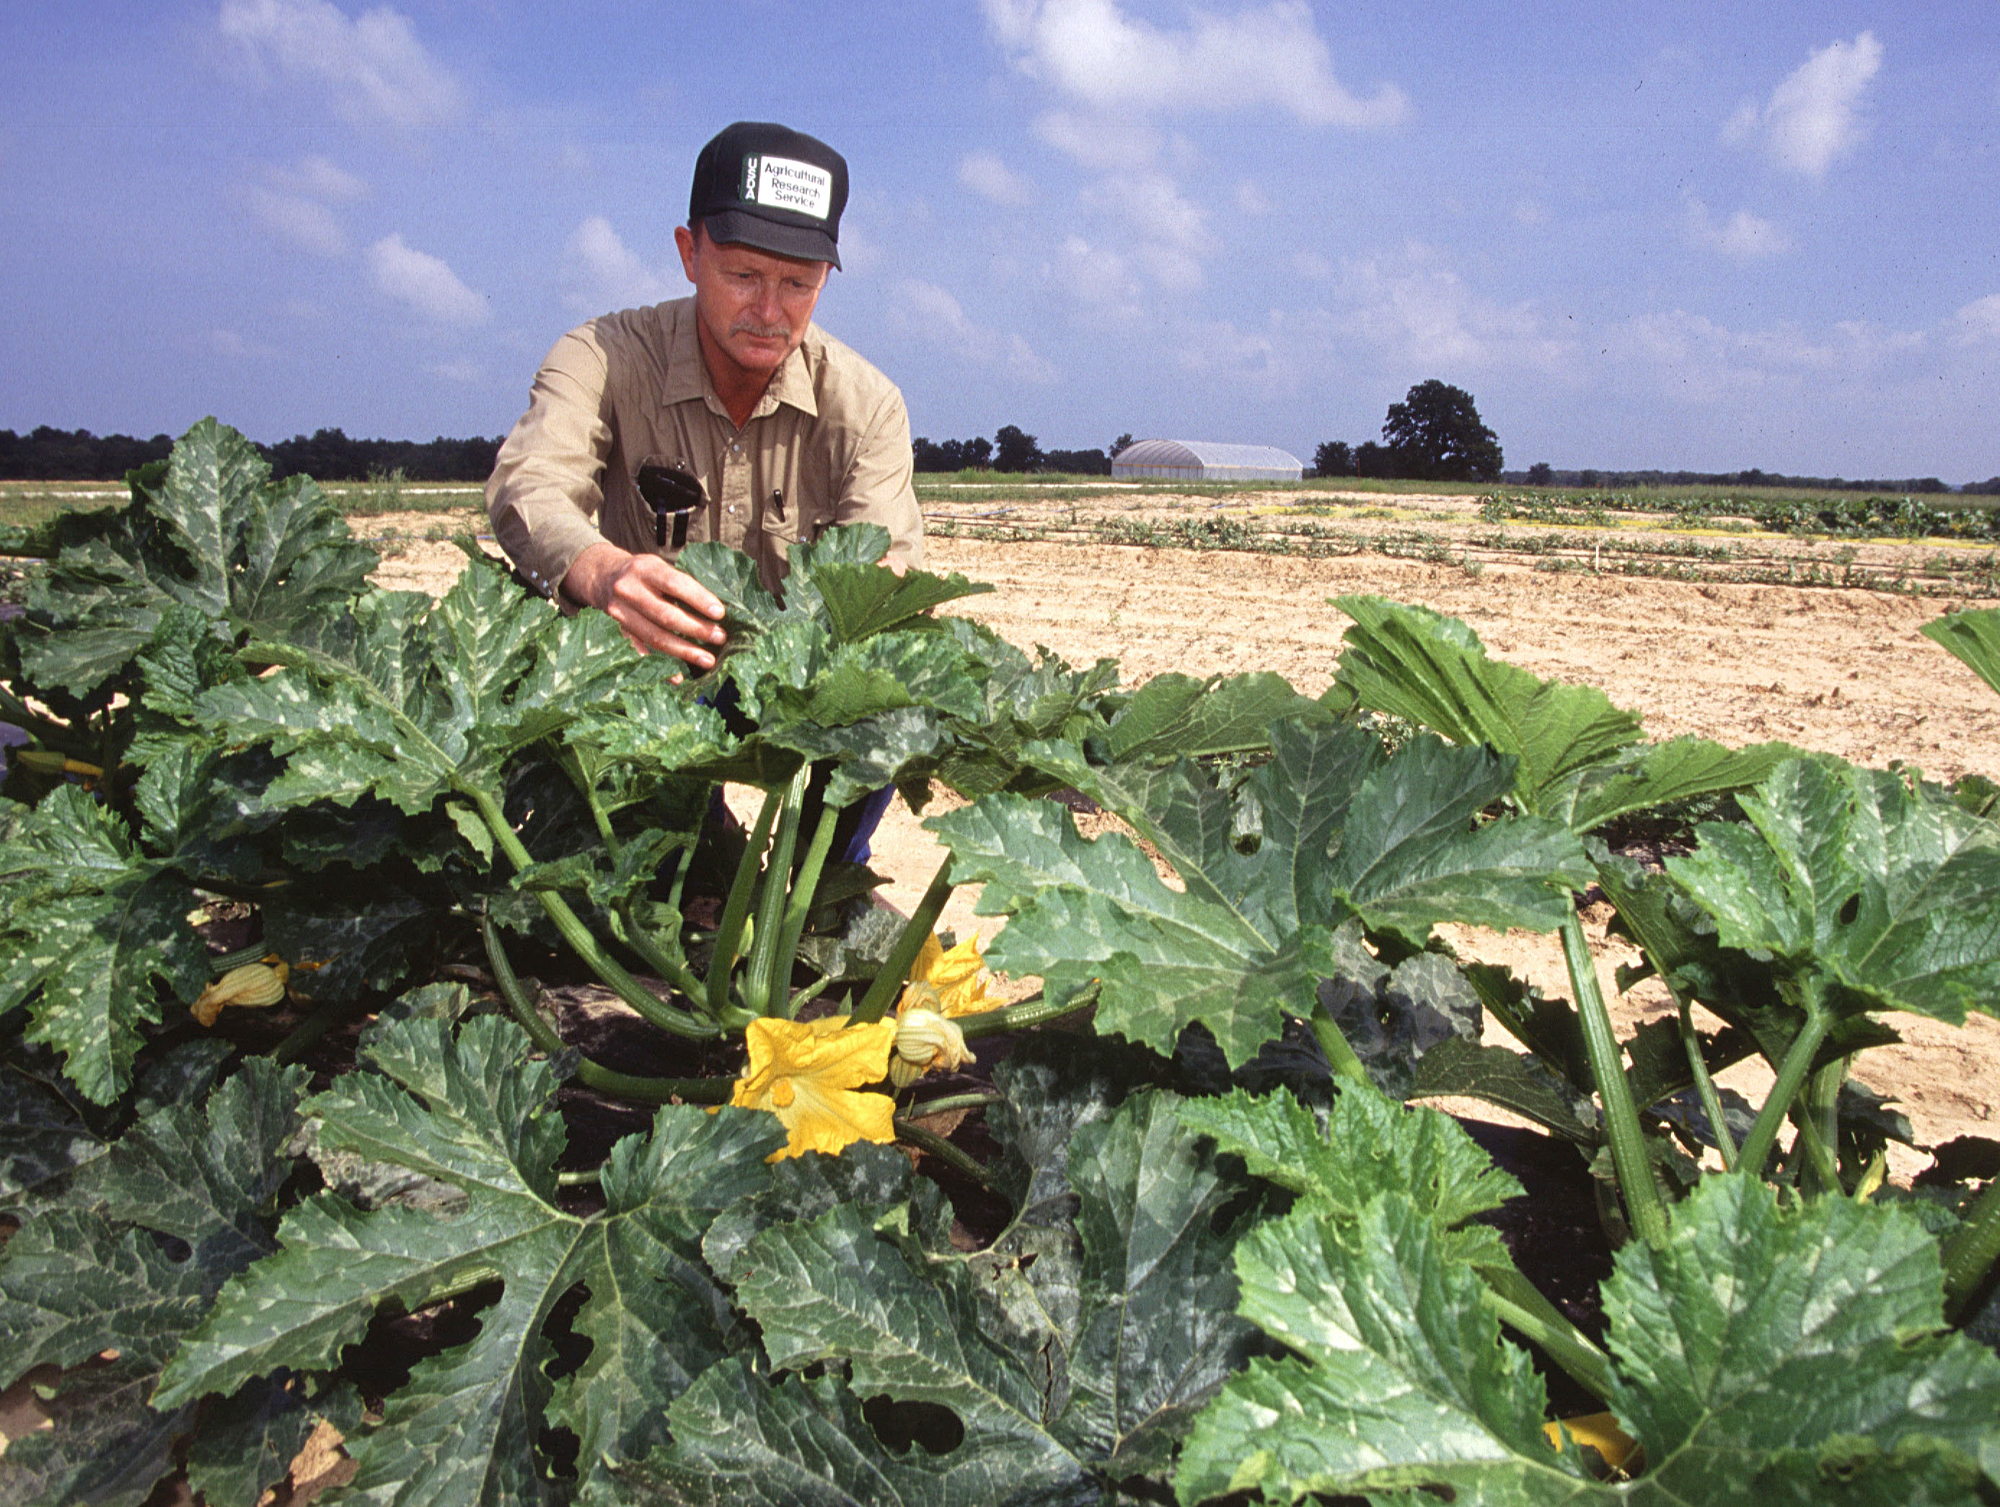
(689, 121), (848, 270)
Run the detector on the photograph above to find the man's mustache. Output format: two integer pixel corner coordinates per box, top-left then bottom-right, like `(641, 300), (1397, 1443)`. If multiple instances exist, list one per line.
(730, 319), (792, 340)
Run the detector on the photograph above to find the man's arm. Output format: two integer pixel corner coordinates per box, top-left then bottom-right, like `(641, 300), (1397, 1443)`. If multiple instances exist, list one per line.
(488, 326), (727, 665)
(834, 382), (924, 575)
(561, 542), (727, 667)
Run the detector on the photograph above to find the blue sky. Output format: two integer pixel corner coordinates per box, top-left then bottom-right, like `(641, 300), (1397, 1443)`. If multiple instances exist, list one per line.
(2, 1), (1996, 480)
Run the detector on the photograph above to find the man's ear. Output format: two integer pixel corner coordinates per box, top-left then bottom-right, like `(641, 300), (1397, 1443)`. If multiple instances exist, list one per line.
(674, 223), (699, 283)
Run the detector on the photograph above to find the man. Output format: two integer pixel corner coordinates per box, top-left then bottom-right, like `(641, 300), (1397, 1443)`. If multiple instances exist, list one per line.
(487, 120), (923, 669)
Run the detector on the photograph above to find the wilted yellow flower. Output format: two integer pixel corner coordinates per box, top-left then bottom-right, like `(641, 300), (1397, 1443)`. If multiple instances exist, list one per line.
(1543, 1412), (1639, 1472)
(730, 1016), (897, 1160)
(897, 934), (1002, 1020)
(190, 961), (290, 1027)
(889, 1008), (973, 1088)
(887, 934), (1001, 1086)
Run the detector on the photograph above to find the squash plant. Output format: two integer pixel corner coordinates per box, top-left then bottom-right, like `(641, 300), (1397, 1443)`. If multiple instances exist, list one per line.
(1, 422), (1997, 1505)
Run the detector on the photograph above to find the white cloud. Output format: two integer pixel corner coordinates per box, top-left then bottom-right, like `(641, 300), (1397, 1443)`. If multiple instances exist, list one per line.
(1729, 31), (1883, 179)
(981, 0), (1405, 125)
(958, 151), (1036, 206)
(366, 234), (487, 324)
(1334, 242), (1569, 372)
(276, 154), (369, 201)
(1233, 179), (1271, 215)
(219, 0), (464, 127)
(1033, 113), (1210, 290)
(427, 358), (484, 385)
(209, 328), (279, 358)
(243, 154), (369, 257)
(1511, 198), (1547, 227)
(1956, 293), (2000, 345)
(1052, 234), (1145, 315)
(894, 279), (1058, 383)
(1684, 197), (1792, 260)
(247, 186), (350, 256)
(563, 215), (677, 313)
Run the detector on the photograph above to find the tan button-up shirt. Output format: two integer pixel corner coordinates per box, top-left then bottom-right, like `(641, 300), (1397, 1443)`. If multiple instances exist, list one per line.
(487, 297), (923, 600)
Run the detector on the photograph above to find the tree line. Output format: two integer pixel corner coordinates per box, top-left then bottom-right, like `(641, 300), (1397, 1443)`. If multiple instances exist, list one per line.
(11, 415), (1992, 496)
(0, 426), (502, 483)
(912, 427), (1133, 475)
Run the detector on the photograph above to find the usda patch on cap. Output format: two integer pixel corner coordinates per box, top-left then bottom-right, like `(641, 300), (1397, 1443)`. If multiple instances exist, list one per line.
(690, 121), (849, 267)
(741, 155), (834, 222)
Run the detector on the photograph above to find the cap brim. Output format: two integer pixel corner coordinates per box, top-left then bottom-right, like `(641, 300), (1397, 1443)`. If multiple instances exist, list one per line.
(702, 209), (840, 271)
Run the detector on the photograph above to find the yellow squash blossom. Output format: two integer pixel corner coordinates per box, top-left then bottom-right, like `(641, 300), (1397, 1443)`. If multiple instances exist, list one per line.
(890, 934), (1003, 1086)
(190, 961), (289, 1028)
(730, 1016), (897, 1161)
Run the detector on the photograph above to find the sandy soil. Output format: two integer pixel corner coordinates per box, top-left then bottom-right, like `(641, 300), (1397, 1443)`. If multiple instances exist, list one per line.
(368, 502), (2000, 1179)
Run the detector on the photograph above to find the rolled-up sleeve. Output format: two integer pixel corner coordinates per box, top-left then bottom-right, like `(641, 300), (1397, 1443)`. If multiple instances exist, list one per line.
(485, 327), (618, 600)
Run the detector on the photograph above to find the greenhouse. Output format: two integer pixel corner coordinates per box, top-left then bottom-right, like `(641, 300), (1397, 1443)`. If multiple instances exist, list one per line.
(1111, 438), (1304, 482)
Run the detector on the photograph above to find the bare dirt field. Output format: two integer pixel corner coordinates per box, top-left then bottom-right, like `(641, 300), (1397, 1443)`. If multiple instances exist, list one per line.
(369, 494), (2000, 1179)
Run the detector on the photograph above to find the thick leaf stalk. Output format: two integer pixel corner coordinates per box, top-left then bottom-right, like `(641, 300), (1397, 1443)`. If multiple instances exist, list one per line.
(743, 766), (811, 1017)
(849, 856), (957, 1025)
(465, 787), (716, 1040)
(1732, 988), (1833, 1179)
(481, 912), (726, 1104)
(707, 788), (782, 1019)
(1943, 1177), (2000, 1326)
(1560, 904), (1670, 1246)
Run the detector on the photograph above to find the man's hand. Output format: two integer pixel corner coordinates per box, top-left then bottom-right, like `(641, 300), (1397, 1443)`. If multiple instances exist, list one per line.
(563, 542), (727, 668)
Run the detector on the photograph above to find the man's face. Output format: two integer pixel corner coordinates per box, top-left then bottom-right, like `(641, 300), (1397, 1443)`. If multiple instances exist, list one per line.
(675, 223), (828, 390)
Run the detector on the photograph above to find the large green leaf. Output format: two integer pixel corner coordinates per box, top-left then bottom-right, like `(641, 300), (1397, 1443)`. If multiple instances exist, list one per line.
(0, 1059), (308, 1507)
(0, 784), (207, 1103)
(1667, 757), (2000, 1024)
(14, 419), (376, 697)
(639, 1087), (1258, 1502)
(1920, 606), (2000, 700)
(1177, 1170), (2000, 1505)
(155, 1014), (786, 1505)
(1102, 671), (1328, 762)
(1334, 594), (1642, 814)
(1334, 594), (1791, 831)
(1176, 1085), (1519, 1235)
(937, 721), (1587, 1066)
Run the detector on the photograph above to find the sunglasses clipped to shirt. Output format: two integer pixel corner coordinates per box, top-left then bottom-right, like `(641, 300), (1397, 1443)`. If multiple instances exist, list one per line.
(636, 463), (703, 550)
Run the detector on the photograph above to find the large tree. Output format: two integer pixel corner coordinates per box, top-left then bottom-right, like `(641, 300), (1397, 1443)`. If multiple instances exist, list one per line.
(1312, 440), (1354, 478)
(993, 424), (1044, 473)
(1381, 379), (1503, 482)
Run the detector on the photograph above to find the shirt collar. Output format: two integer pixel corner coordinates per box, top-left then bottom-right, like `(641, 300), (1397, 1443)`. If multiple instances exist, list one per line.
(663, 300), (821, 422)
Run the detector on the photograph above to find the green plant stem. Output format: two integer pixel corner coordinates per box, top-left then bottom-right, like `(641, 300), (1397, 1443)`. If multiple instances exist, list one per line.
(1475, 1264), (1615, 1406)
(269, 997), (356, 1066)
(1802, 1055), (1847, 1197)
(555, 1168), (603, 1188)
(958, 980), (1103, 1040)
(1560, 904), (1670, 1247)
(1788, 1099), (1845, 1194)
(1735, 998), (1833, 1178)
(770, 801), (843, 1019)
(1308, 1001), (1378, 1093)
(1943, 1178), (2000, 1326)
(1674, 995), (1738, 1172)
(745, 767), (811, 1016)
(905, 1092), (1007, 1117)
(893, 1117), (995, 1190)
(850, 858), (957, 1025)
(611, 898), (707, 1009)
(207, 939), (278, 974)
(465, 789), (717, 1041)
(480, 914), (722, 1104)
(709, 788), (781, 1019)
